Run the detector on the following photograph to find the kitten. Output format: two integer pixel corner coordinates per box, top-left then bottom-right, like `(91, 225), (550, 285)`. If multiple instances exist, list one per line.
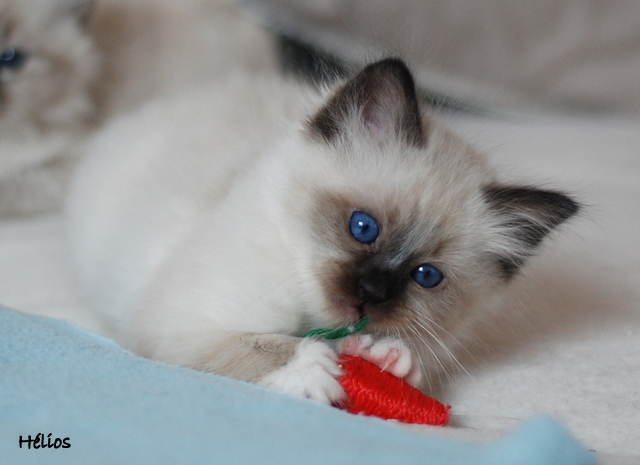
(0, 0), (98, 215)
(67, 59), (578, 403)
(0, 0), (276, 216)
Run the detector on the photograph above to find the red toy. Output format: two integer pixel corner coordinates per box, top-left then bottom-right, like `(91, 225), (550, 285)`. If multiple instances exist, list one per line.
(336, 354), (450, 426)
(305, 319), (451, 426)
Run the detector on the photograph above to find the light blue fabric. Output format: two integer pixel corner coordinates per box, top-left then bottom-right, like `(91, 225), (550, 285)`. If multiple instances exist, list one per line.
(0, 307), (596, 465)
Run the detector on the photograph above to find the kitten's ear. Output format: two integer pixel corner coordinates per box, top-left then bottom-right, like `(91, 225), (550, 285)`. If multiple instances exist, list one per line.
(307, 58), (425, 147)
(484, 185), (580, 280)
(45, 0), (96, 25)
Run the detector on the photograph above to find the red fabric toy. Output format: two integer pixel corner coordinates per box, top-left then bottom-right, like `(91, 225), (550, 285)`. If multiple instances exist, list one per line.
(304, 319), (451, 426)
(337, 354), (451, 426)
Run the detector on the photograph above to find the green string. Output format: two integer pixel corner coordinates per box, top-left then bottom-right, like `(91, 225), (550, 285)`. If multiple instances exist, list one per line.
(303, 317), (370, 340)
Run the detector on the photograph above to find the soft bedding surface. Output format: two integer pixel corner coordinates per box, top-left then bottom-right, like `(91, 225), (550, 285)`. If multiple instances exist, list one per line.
(1, 112), (638, 464)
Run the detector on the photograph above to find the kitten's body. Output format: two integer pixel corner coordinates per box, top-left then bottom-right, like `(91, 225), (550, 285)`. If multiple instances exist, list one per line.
(68, 60), (577, 401)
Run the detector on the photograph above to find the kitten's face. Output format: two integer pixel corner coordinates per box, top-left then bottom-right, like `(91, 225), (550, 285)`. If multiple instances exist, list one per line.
(307, 144), (495, 339)
(0, 0), (97, 134)
(286, 60), (578, 363)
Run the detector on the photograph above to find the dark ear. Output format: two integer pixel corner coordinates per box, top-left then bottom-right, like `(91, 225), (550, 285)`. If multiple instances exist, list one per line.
(484, 185), (580, 280)
(307, 58), (425, 147)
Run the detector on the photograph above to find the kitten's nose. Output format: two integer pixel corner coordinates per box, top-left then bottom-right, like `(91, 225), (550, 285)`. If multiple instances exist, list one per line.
(358, 269), (401, 305)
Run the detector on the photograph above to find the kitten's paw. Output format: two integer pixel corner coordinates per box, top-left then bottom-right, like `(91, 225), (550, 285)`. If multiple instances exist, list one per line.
(258, 339), (345, 405)
(339, 334), (423, 387)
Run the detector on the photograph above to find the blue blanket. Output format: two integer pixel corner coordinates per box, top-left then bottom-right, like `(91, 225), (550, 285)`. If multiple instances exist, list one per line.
(0, 307), (596, 465)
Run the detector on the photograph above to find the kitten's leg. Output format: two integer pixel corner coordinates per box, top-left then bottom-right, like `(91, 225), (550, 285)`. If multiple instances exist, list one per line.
(195, 333), (345, 405)
(339, 334), (423, 387)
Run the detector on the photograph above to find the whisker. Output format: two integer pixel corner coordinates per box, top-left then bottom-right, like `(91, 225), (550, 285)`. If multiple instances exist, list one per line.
(413, 313), (474, 383)
(403, 321), (452, 388)
(401, 325), (435, 392)
(415, 313), (479, 367)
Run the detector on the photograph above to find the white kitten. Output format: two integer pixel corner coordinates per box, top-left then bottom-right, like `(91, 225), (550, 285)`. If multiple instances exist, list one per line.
(0, 0), (98, 215)
(67, 59), (578, 403)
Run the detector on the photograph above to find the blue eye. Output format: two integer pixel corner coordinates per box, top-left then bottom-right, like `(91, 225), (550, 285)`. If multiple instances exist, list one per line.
(1, 47), (28, 70)
(349, 211), (379, 244)
(411, 264), (444, 289)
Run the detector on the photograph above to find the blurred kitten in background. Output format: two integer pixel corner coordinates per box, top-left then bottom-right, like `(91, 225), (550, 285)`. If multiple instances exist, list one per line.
(0, 0), (98, 215)
(0, 0), (276, 215)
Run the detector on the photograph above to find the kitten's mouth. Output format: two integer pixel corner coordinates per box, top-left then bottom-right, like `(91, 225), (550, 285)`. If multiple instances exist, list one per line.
(354, 304), (366, 320)
(333, 298), (366, 324)
(336, 298), (398, 329)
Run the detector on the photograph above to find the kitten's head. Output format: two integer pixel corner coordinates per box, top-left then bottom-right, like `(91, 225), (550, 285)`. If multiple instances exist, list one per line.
(284, 59), (578, 367)
(0, 0), (98, 134)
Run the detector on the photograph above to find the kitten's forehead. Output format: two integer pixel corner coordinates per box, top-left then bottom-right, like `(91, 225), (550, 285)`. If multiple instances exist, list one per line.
(326, 126), (488, 210)
(0, 4), (16, 40)
(327, 116), (491, 183)
(0, 2), (43, 44)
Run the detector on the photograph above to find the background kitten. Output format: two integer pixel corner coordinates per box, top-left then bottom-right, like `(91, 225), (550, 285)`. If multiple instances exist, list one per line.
(0, 0), (276, 216)
(0, 0), (98, 215)
(67, 59), (578, 402)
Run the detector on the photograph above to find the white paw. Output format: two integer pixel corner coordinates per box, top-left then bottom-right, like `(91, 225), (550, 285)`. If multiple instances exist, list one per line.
(339, 334), (423, 387)
(258, 339), (345, 405)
